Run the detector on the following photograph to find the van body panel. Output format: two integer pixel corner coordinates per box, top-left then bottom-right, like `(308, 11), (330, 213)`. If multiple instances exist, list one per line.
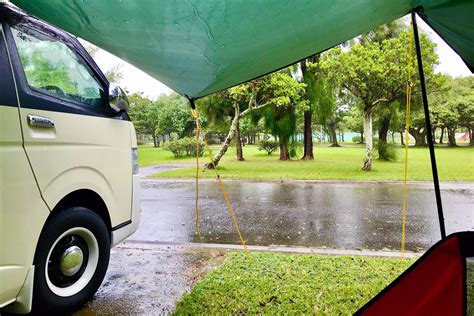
(0, 266), (27, 307)
(0, 106), (48, 269)
(0, 107), (47, 305)
(17, 109), (133, 226)
(112, 173), (141, 246)
(0, 24), (50, 307)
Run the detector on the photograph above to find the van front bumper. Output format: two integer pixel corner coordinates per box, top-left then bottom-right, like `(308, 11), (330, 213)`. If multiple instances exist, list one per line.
(111, 173), (141, 247)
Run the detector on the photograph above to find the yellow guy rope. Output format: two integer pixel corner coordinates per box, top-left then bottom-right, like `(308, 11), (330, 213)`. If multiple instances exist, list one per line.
(191, 108), (250, 258)
(191, 108), (203, 242)
(401, 18), (414, 259)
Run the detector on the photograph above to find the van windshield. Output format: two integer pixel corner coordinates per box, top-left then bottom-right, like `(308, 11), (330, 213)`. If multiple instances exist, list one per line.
(11, 24), (105, 108)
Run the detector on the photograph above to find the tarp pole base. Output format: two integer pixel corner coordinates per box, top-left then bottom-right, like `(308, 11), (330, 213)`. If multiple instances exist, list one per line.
(412, 11), (446, 239)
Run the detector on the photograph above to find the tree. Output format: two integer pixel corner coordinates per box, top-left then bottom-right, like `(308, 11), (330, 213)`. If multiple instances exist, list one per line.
(359, 21), (404, 45)
(83, 42), (123, 85)
(128, 93), (195, 147)
(325, 102), (347, 147)
(201, 93), (257, 161)
(343, 102), (364, 143)
(155, 93), (195, 140)
(300, 58), (315, 159)
(454, 77), (474, 145)
(430, 76), (474, 146)
(198, 72), (304, 167)
(198, 91), (247, 162)
(127, 93), (160, 146)
(301, 57), (337, 152)
(256, 72), (306, 160)
(105, 64), (124, 85)
(408, 97), (430, 146)
(299, 55), (326, 159)
(374, 101), (400, 159)
(239, 116), (263, 145)
(322, 31), (439, 170)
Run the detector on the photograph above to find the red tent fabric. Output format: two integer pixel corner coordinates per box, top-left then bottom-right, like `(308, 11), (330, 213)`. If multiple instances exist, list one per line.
(357, 232), (474, 315)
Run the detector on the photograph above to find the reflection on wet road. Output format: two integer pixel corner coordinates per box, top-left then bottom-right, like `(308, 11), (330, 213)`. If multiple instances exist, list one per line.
(135, 179), (473, 252)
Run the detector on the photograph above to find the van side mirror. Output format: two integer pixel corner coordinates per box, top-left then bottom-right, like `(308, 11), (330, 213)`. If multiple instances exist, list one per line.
(109, 86), (129, 113)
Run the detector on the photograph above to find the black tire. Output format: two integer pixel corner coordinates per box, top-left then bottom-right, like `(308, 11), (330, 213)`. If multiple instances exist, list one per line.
(32, 207), (110, 314)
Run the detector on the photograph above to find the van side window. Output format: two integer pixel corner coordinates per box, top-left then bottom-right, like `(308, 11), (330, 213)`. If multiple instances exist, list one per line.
(11, 25), (106, 109)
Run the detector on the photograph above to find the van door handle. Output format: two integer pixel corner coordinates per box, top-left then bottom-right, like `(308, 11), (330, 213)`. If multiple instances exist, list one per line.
(27, 115), (55, 128)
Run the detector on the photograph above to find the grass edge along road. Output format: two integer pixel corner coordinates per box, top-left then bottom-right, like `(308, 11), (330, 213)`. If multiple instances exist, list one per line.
(173, 252), (414, 314)
(139, 145), (474, 181)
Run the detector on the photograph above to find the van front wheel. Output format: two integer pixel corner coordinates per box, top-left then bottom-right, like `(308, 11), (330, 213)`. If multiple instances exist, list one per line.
(32, 207), (110, 313)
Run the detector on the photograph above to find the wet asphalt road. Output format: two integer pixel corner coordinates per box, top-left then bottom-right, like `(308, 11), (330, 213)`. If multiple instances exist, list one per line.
(134, 178), (473, 252)
(77, 244), (225, 315)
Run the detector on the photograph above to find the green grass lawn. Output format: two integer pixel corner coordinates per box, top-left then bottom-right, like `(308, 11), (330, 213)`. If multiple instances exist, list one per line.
(140, 144), (474, 181)
(174, 252), (414, 315)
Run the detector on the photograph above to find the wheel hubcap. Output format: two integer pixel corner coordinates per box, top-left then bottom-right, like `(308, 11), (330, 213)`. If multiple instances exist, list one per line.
(60, 246), (84, 276)
(45, 227), (99, 297)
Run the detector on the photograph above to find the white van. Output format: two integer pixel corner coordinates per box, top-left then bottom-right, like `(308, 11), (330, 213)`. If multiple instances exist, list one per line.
(0, 4), (140, 314)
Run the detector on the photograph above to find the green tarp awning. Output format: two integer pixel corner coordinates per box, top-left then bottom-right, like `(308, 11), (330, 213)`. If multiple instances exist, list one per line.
(11, 0), (474, 99)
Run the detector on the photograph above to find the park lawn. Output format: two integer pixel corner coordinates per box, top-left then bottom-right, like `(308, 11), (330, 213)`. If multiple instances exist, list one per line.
(174, 252), (414, 315)
(142, 144), (474, 181)
(138, 145), (191, 166)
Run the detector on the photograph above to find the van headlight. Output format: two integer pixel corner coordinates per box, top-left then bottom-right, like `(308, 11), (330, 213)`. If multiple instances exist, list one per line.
(132, 148), (139, 175)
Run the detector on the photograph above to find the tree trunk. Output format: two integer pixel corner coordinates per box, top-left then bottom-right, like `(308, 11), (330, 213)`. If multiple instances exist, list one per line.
(235, 120), (244, 161)
(391, 131), (395, 143)
(300, 59), (315, 160)
(362, 110), (373, 171)
(153, 134), (158, 148)
(470, 128), (474, 146)
(400, 131), (404, 146)
(432, 127), (437, 144)
(301, 110), (314, 160)
(208, 105), (240, 168)
(341, 131), (344, 142)
(439, 128), (444, 144)
(360, 131), (364, 144)
(447, 127), (457, 147)
(329, 124), (340, 147)
(279, 138), (290, 160)
(377, 115), (390, 160)
(409, 128), (427, 146)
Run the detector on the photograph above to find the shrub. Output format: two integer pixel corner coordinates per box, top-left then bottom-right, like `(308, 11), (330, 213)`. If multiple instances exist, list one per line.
(181, 137), (205, 157)
(352, 135), (361, 143)
(163, 140), (184, 158)
(164, 137), (204, 158)
(257, 140), (279, 155)
(376, 142), (398, 161)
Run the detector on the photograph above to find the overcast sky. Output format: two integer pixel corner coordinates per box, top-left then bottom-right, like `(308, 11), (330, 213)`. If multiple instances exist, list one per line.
(89, 15), (471, 100)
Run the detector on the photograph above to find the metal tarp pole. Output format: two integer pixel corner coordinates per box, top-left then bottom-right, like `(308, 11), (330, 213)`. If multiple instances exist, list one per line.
(412, 11), (446, 239)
